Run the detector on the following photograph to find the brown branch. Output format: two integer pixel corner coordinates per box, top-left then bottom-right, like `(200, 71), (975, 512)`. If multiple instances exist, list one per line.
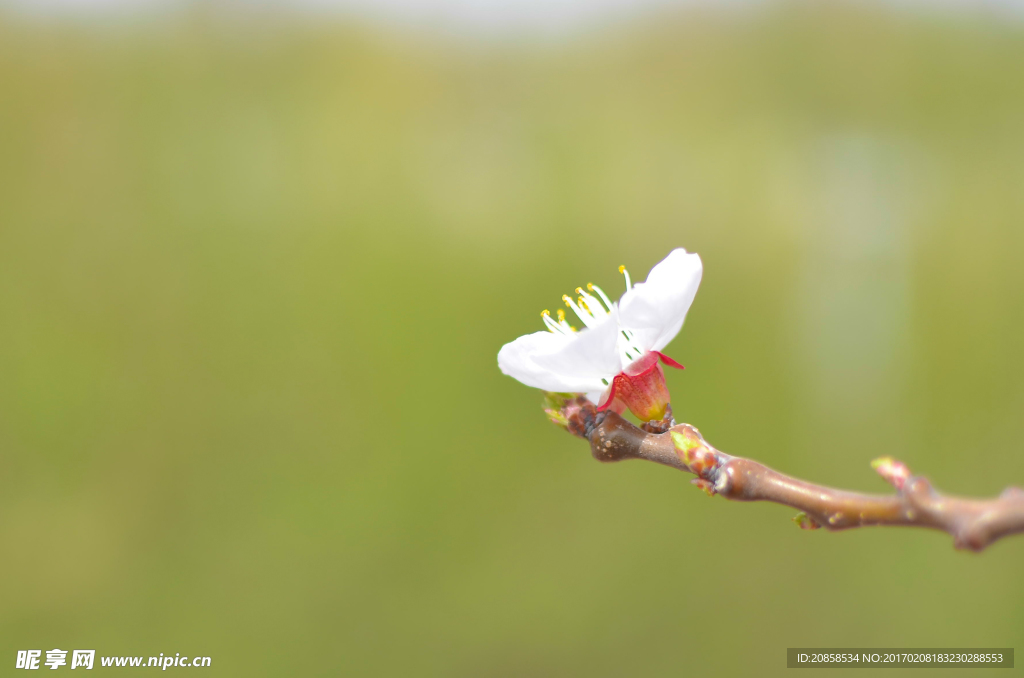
(568, 403), (1024, 552)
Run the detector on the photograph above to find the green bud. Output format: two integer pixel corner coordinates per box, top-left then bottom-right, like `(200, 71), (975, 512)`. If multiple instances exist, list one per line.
(542, 392), (577, 429)
(792, 512), (820, 530)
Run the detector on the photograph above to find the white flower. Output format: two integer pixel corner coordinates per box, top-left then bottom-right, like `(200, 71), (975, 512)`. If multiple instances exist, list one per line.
(497, 248), (703, 406)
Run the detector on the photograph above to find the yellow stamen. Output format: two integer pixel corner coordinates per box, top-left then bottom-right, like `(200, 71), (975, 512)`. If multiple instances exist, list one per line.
(556, 309), (566, 321)
(541, 309), (550, 317)
(619, 265), (632, 290)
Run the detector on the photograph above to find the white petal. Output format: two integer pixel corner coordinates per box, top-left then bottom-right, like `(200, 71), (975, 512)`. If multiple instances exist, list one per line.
(497, 311), (622, 393)
(530, 308), (623, 384)
(618, 248), (702, 352)
(498, 331), (580, 391)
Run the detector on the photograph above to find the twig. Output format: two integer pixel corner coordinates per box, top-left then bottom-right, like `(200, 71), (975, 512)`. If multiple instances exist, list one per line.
(565, 400), (1024, 552)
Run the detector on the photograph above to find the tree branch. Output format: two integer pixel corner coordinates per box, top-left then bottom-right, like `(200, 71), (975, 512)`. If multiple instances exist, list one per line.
(566, 401), (1024, 552)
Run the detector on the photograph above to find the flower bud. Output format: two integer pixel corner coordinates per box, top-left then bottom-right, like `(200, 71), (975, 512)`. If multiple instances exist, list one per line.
(870, 456), (911, 490)
(670, 425), (719, 477)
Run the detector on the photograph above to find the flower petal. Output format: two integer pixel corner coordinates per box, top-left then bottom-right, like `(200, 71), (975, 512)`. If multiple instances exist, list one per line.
(498, 331), (583, 392)
(618, 248), (702, 353)
(497, 311), (623, 393)
(529, 310), (623, 387)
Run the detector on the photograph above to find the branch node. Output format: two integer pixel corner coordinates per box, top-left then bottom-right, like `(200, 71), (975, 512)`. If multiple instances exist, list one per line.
(793, 512), (820, 530)
(870, 456), (911, 490)
(558, 396), (605, 440)
(904, 476), (935, 501)
(670, 426), (721, 478)
(1000, 487), (1024, 499)
(691, 478), (716, 497)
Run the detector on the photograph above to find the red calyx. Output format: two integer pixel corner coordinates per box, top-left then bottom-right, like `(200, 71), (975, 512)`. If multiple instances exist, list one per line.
(597, 351), (683, 422)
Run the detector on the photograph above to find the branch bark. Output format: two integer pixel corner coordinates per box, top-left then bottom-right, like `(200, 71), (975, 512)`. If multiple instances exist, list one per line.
(572, 405), (1024, 552)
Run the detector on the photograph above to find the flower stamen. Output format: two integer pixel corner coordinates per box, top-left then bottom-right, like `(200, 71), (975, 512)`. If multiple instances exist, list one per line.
(576, 287), (610, 320)
(542, 309), (575, 336)
(563, 294), (598, 328)
(587, 283), (614, 311)
(537, 265), (645, 359)
(619, 265), (632, 291)
(556, 309), (576, 333)
(541, 309), (561, 333)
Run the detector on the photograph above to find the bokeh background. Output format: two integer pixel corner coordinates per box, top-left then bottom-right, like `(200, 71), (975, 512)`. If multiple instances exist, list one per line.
(2, 0), (1023, 675)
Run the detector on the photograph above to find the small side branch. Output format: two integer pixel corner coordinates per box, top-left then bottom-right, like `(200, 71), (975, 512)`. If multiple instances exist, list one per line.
(570, 405), (1024, 552)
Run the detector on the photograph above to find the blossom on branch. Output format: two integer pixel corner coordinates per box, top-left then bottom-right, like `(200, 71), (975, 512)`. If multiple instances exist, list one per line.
(497, 248), (702, 422)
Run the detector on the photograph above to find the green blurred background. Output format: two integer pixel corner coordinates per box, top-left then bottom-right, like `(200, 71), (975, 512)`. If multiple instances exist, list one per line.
(1, 1), (1023, 675)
